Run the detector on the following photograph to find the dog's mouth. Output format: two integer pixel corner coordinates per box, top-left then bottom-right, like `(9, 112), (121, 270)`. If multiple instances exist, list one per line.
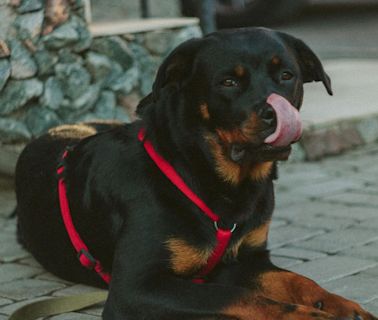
(227, 94), (302, 163)
(229, 143), (292, 163)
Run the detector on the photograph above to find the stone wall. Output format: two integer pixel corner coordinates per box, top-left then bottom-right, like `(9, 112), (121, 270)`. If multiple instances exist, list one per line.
(0, 0), (201, 176)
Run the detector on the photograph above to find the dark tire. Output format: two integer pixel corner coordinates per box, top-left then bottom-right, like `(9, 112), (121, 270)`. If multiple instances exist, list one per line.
(180, 0), (307, 28)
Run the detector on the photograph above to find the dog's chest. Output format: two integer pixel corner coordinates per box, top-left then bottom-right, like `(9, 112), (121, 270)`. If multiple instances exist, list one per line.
(165, 222), (270, 276)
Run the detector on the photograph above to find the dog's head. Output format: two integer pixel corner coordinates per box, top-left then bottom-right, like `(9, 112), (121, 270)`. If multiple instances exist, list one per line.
(139, 28), (332, 184)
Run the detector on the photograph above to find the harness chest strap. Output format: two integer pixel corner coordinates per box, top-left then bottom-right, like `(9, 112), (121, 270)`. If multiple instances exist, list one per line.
(137, 128), (237, 282)
(57, 150), (112, 284)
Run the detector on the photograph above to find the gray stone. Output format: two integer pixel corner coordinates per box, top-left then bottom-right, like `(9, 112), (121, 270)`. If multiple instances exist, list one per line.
(24, 105), (61, 137)
(0, 59), (11, 92)
(288, 142), (306, 162)
(323, 274), (378, 304)
(346, 241), (378, 261)
(364, 299), (378, 317)
(85, 52), (123, 87)
(94, 90), (116, 118)
(9, 39), (37, 79)
(53, 284), (104, 297)
(128, 42), (158, 95)
(17, 0), (43, 13)
(0, 118), (32, 143)
(0, 239), (29, 262)
(109, 65), (139, 95)
(41, 77), (64, 110)
(43, 19), (80, 50)
(114, 107), (131, 123)
(271, 247), (327, 261)
(288, 255), (377, 284)
(144, 30), (175, 56)
(0, 6), (16, 40)
(0, 278), (65, 300)
(357, 117), (378, 144)
(292, 215), (355, 231)
(0, 296), (54, 315)
(58, 48), (83, 64)
(0, 79), (43, 115)
(322, 191), (378, 208)
(288, 177), (364, 198)
(295, 228), (378, 254)
(277, 201), (378, 221)
(0, 263), (42, 284)
(270, 256), (303, 268)
(0, 143), (23, 176)
(169, 25), (202, 50)
(268, 225), (324, 249)
(55, 63), (91, 100)
(71, 84), (101, 112)
(34, 48), (59, 76)
(91, 36), (134, 69)
(0, 298), (12, 307)
(72, 16), (92, 52)
(14, 9), (44, 41)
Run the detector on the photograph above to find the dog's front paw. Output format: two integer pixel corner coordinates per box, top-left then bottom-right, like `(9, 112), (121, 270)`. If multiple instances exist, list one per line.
(311, 294), (377, 320)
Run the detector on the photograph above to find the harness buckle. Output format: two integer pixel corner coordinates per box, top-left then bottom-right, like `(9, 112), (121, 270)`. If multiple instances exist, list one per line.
(77, 249), (97, 270)
(214, 221), (237, 233)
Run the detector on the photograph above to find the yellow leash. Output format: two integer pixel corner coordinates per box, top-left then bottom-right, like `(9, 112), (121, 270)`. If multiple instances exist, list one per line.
(9, 290), (108, 320)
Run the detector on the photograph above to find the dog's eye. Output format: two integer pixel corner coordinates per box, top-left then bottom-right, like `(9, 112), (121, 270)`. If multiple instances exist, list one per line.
(221, 79), (239, 87)
(281, 71), (294, 81)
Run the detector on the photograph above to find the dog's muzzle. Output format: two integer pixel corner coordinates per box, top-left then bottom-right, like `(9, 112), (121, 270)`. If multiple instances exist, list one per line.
(263, 93), (303, 147)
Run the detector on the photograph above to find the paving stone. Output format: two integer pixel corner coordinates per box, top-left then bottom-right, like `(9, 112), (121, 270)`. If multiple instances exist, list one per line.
(0, 278), (65, 300)
(0, 315), (8, 320)
(271, 247), (327, 261)
(364, 299), (378, 316)
(0, 263), (42, 283)
(18, 256), (41, 268)
(323, 274), (378, 304)
(14, 9), (44, 41)
(288, 256), (377, 284)
(0, 190), (16, 218)
(0, 298), (12, 307)
(364, 265), (378, 277)
(295, 228), (378, 254)
(322, 191), (378, 208)
(345, 241), (378, 261)
(0, 239), (29, 262)
(0, 296), (52, 315)
(288, 178), (364, 198)
(292, 215), (355, 231)
(277, 201), (378, 221)
(0, 59), (11, 92)
(270, 256), (303, 268)
(53, 284), (104, 297)
(268, 225), (324, 249)
(270, 218), (287, 229)
(9, 39), (37, 79)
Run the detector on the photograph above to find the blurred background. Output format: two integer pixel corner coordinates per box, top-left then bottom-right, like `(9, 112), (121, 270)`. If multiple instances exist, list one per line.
(90, 0), (378, 59)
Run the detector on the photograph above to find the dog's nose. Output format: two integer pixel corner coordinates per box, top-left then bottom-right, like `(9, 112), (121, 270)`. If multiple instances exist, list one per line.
(258, 105), (276, 127)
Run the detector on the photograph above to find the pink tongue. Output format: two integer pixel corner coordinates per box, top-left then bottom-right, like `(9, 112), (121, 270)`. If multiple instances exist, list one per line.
(264, 93), (303, 147)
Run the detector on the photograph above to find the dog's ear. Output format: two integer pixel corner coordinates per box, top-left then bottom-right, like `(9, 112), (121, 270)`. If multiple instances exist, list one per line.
(152, 38), (203, 101)
(278, 32), (333, 96)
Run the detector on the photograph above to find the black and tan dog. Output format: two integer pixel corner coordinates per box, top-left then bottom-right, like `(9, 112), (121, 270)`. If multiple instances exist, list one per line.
(15, 28), (377, 320)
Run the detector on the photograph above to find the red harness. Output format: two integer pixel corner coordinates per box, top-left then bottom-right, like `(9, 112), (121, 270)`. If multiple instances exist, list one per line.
(57, 128), (236, 285)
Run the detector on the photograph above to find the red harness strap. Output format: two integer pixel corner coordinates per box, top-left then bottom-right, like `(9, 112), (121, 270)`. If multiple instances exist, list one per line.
(57, 128), (236, 285)
(57, 150), (111, 284)
(138, 128), (236, 282)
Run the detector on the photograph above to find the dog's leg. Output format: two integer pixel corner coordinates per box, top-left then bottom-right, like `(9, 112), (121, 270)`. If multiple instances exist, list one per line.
(103, 274), (336, 320)
(256, 267), (377, 320)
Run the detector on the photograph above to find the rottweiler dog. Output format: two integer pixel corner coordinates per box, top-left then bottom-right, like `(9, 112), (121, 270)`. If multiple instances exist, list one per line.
(15, 28), (377, 320)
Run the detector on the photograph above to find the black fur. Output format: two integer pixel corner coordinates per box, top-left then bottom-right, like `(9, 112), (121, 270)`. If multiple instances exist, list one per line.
(15, 28), (344, 320)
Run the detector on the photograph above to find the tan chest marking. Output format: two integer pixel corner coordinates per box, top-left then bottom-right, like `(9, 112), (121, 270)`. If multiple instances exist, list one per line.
(199, 103), (210, 120)
(227, 221), (271, 259)
(166, 238), (211, 276)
